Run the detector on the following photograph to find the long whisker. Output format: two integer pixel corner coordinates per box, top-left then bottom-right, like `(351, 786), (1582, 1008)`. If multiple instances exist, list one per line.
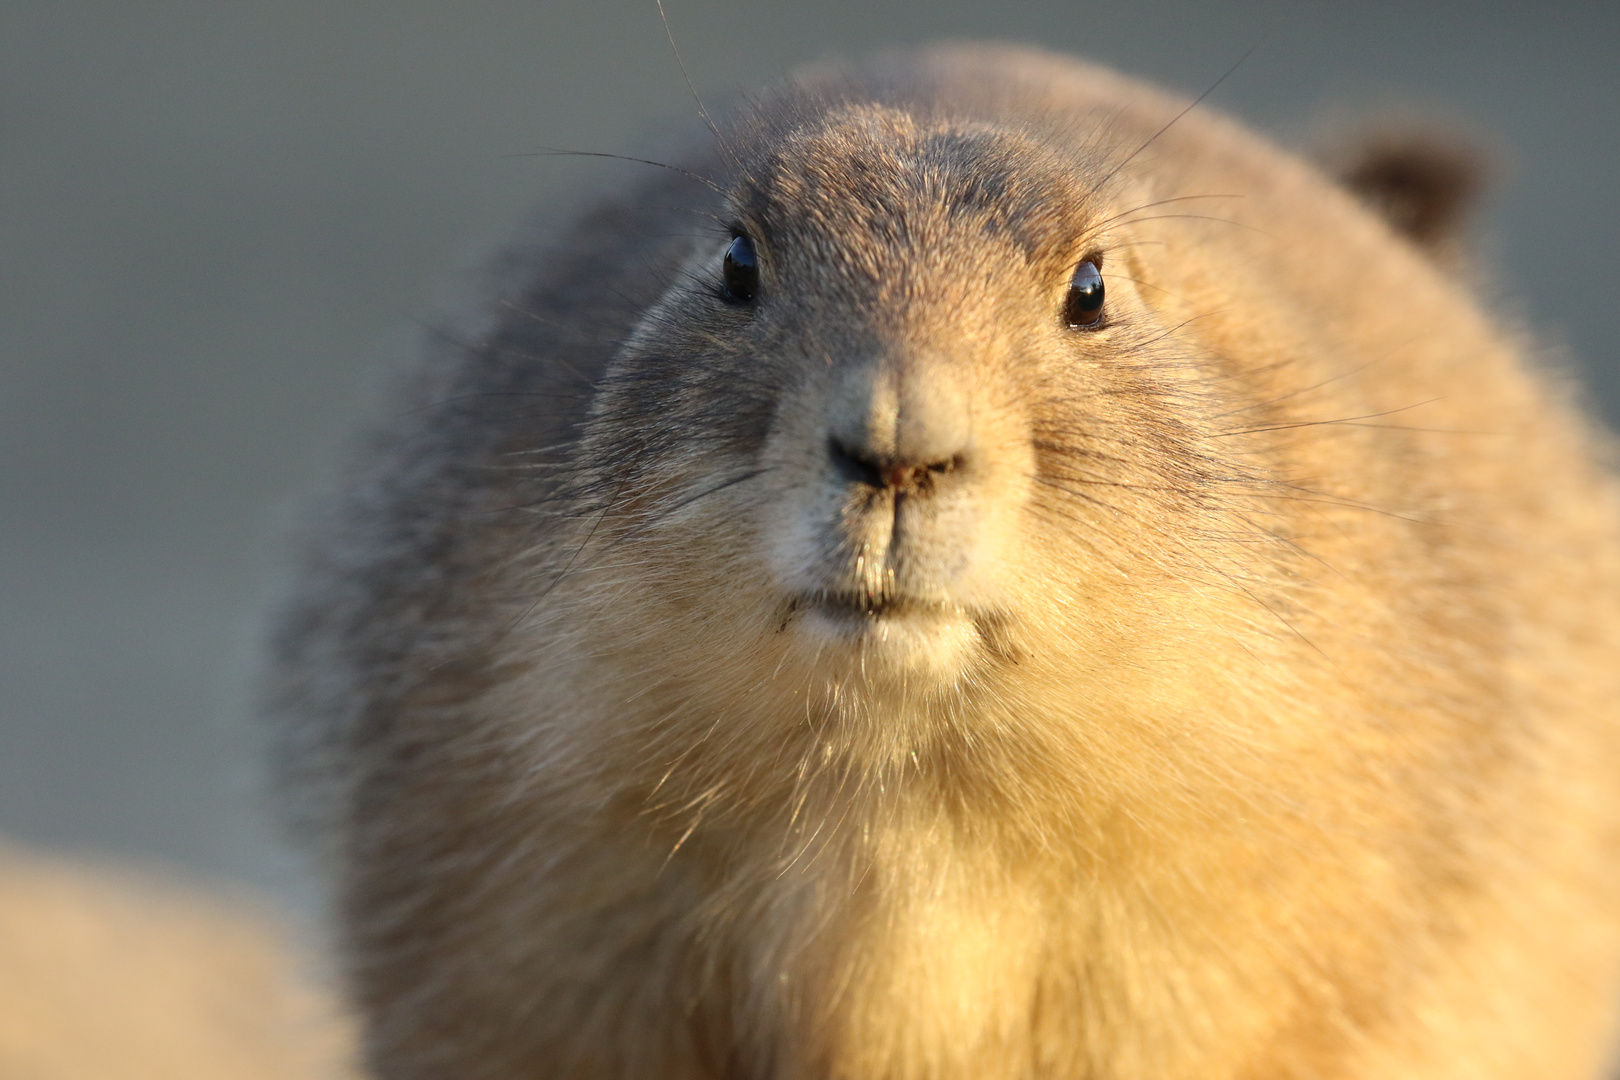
(656, 0), (743, 179)
(509, 146), (722, 194)
(1086, 193), (1245, 234)
(1212, 399), (1448, 437)
(1086, 39), (1266, 197)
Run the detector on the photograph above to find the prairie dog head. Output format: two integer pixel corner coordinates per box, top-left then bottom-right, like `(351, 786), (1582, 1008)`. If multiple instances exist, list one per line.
(564, 98), (1229, 715)
(473, 48), (1479, 831)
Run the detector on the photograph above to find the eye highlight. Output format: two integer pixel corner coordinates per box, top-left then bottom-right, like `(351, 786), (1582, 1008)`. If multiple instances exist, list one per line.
(1063, 258), (1105, 329)
(722, 234), (759, 303)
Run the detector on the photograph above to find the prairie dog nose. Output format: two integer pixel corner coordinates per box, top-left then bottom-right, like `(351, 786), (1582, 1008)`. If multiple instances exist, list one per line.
(826, 363), (973, 493)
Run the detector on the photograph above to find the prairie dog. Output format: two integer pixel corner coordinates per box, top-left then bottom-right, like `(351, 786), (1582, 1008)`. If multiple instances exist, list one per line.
(270, 45), (1620, 1079)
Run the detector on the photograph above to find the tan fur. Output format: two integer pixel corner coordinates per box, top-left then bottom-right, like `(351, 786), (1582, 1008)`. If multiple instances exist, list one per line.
(0, 845), (358, 1079)
(270, 45), (1620, 1078)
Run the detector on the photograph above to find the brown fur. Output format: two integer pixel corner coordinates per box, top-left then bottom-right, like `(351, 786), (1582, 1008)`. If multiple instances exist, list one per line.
(269, 45), (1620, 1078)
(0, 845), (358, 1079)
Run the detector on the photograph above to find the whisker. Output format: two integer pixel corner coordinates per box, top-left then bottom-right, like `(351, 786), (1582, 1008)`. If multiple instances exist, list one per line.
(655, 0), (745, 181)
(1213, 399), (1449, 437)
(1086, 193), (1245, 234)
(1085, 40), (1265, 197)
(508, 146), (722, 195)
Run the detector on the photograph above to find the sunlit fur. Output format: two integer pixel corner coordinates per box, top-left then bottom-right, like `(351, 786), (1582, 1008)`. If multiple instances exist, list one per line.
(269, 45), (1620, 1079)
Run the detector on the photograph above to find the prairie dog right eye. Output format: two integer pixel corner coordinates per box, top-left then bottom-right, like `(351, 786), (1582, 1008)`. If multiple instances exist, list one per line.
(1063, 257), (1105, 329)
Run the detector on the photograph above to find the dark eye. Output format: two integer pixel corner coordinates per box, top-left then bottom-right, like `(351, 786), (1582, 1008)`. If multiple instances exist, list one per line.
(1063, 258), (1105, 328)
(722, 234), (759, 303)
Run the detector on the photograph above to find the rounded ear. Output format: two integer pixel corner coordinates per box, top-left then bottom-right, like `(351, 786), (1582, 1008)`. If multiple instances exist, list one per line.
(1322, 125), (1490, 261)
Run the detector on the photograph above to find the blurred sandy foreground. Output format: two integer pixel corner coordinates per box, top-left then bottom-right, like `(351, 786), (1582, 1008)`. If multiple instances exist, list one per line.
(0, 842), (357, 1079)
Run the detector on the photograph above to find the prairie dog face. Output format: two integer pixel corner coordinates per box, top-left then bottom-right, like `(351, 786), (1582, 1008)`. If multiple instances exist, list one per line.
(575, 103), (1212, 691)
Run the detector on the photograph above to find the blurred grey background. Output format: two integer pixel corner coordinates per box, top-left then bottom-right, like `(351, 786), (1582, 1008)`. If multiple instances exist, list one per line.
(2, 1), (1617, 902)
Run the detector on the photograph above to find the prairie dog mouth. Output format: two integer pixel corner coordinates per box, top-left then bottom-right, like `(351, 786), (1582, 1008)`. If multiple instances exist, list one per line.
(784, 589), (997, 676)
(792, 589), (958, 622)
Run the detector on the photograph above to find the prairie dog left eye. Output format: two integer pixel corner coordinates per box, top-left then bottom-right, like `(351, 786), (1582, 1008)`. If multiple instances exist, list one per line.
(722, 234), (759, 303)
(1063, 258), (1105, 329)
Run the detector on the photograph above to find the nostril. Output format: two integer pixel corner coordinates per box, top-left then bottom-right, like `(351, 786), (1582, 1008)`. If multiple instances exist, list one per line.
(828, 436), (885, 488)
(828, 437), (966, 493)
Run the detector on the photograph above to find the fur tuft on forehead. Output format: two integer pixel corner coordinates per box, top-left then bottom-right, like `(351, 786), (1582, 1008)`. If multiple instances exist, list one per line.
(733, 105), (1096, 272)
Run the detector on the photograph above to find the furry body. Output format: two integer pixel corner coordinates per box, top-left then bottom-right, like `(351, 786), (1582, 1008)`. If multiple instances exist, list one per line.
(271, 46), (1620, 1078)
